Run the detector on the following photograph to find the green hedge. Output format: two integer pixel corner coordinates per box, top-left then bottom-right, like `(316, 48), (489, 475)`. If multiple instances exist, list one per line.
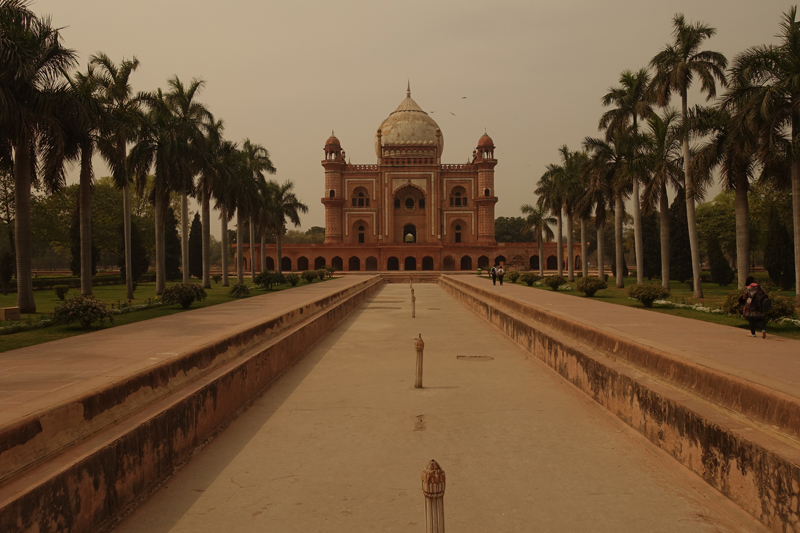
(4, 272), (157, 293)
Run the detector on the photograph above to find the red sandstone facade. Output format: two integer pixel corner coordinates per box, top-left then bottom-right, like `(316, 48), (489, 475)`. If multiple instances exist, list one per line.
(251, 87), (580, 272)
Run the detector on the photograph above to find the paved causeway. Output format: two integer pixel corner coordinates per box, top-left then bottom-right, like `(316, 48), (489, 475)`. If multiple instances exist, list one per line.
(116, 283), (765, 532)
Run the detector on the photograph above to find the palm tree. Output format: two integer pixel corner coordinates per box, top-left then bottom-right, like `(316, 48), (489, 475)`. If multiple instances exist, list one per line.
(520, 203), (555, 276)
(166, 76), (213, 283)
(641, 110), (684, 290)
(730, 6), (800, 304)
(690, 102), (757, 289)
(650, 13), (728, 298)
(535, 161), (565, 275)
(91, 53), (141, 300)
(561, 149), (588, 281)
(59, 67), (103, 296)
(212, 139), (241, 286)
(0, 1), (77, 312)
(267, 180), (307, 275)
(583, 135), (630, 287)
(197, 119), (224, 288)
(129, 89), (194, 294)
(600, 68), (653, 285)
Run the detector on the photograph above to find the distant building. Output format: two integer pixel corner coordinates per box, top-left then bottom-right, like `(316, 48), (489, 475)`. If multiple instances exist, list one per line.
(248, 86), (580, 272)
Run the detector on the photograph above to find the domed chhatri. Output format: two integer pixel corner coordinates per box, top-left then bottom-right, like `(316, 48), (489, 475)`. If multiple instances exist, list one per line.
(325, 131), (341, 150)
(477, 132), (494, 148)
(374, 83), (443, 159)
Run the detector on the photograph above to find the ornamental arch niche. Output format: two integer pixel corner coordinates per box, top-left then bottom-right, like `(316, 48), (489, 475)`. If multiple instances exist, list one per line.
(403, 224), (417, 244)
(450, 219), (467, 244)
(351, 219), (370, 244)
(351, 186), (370, 207)
(314, 256), (326, 269)
(281, 257), (292, 272)
(546, 255), (558, 270)
(265, 257), (275, 271)
(460, 256), (473, 271)
(478, 255), (490, 268)
(387, 256), (399, 270)
(530, 255), (539, 270)
(449, 185), (468, 207)
(297, 256), (309, 271)
(349, 256), (360, 271)
(422, 256), (434, 270)
(494, 255), (506, 266)
(366, 256), (378, 271)
(405, 256), (417, 271)
(332, 256), (343, 270)
(443, 256), (456, 271)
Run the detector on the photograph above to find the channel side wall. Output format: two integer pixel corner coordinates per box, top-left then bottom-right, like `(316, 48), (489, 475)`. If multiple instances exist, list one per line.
(0, 276), (378, 487)
(440, 275), (800, 533)
(0, 276), (384, 533)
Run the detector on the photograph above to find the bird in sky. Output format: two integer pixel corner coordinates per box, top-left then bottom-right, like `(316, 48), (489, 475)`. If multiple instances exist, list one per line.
(461, 96), (467, 99)
(450, 112), (456, 116)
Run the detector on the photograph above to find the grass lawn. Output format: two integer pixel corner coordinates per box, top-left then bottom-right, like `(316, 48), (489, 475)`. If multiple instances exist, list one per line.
(481, 274), (800, 341)
(0, 277), (328, 353)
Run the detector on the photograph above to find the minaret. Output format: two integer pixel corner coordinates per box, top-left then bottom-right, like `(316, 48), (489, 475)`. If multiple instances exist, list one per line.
(474, 132), (498, 244)
(321, 132), (345, 244)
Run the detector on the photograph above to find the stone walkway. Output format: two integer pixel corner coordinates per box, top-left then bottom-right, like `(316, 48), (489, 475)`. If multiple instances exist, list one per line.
(454, 276), (800, 401)
(0, 277), (367, 429)
(116, 284), (765, 532)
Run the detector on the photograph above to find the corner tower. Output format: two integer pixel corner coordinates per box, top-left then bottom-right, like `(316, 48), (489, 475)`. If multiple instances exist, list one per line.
(321, 133), (345, 244)
(474, 133), (498, 244)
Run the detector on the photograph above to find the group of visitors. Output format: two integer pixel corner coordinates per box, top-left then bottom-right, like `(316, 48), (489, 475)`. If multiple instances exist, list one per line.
(490, 266), (505, 286)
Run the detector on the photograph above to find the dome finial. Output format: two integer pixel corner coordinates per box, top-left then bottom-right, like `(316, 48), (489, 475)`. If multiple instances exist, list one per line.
(407, 80), (411, 98)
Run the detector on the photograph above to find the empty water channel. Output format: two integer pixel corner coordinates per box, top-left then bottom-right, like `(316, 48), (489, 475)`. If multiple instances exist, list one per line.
(116, 283), (763, 532)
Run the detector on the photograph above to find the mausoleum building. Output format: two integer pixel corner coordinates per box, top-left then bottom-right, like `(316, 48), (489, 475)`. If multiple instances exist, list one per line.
(252, 87), (579, 273)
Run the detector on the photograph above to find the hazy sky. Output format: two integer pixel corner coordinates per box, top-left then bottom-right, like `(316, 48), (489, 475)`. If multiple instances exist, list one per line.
(33, 0), (786, 238)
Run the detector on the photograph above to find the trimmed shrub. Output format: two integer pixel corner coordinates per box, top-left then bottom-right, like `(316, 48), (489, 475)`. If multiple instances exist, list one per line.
(302, 270), (318, 284)
(576, 276), (607, 297)
(228, 283), (250, 298)
(162, 283), (208, 308)
(325, 266), (336, 278)
(627, 284), (669, 308)
(767, 292), (796, 321)
(53, 296), (114, 329)
(54, 285), (70, 301)
(507, 271), (520, 284)
(255, 271), (285, 290)
(285, 273), (300, 286)
(315, 268), (327, 281)
(212, 274), (221, 284)
(543, 275), (567, 291)
(519, 272), (541, 286)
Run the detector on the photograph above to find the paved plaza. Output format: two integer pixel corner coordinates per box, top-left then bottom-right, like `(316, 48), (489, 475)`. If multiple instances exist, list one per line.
(115, 283), (766, 532)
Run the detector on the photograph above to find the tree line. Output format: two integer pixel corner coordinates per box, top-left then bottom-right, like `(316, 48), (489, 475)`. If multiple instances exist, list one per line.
(0, 0), (307, 313)
(524, 10), (800, 305)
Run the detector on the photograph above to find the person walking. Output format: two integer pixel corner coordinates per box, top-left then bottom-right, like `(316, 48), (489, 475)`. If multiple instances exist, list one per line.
(497, 266), (505, 285)
(490, 266), (497, 285)
(738, 276), (771, 339)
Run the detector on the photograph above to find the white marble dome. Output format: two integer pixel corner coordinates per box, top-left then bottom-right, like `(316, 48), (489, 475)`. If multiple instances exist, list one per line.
(374, 86), (443, 158)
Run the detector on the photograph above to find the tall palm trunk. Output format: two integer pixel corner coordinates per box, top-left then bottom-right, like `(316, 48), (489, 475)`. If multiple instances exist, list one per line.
(566, 211), (574, 281)
(181, 191), (189, 283)
(260, 232), (266, 275)
(792, 149), (800, 306)
(659, 185), (671, 291)
(236, 210), (244, 284)
(249, 217), (256, 282)
(632, 179), (644, 285)
(615, 196), (624, 288)
(556, 208), (563, 276)
(734, 177), (750, 289)
(14, 138), (35, 313)
(220, 204), (229, 286)
(154, 182), (166, 295)
(682, 92), (703, 298)
(201, 186), (211, 288)
(596, 216), (605, 281)
(118, 137), (134, 301)
(792, 104), (800, 306)
(580, 218), (588, 278)
(538, 227), (544, 276)
(79, 146), (93, 296)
